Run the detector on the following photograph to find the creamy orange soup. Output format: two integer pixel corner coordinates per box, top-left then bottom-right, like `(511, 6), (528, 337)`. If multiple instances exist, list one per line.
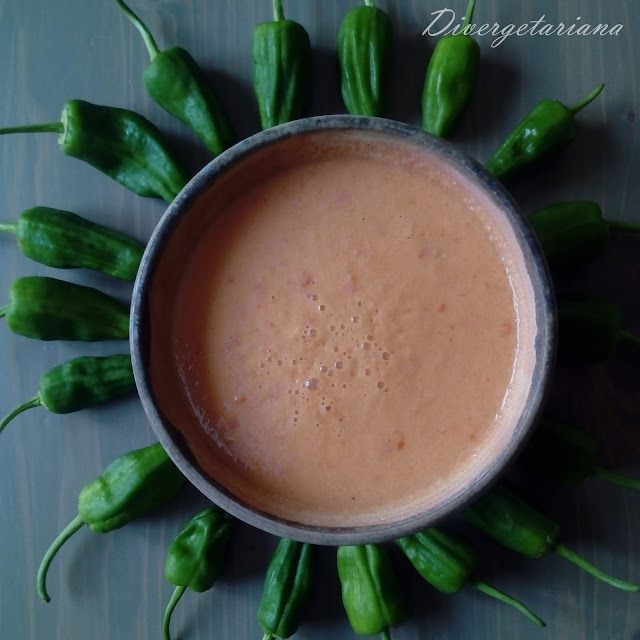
(149, 131), (537, 527)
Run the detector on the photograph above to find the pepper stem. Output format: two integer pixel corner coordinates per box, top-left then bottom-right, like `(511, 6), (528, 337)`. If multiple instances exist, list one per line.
(595, 466), (640, 491)
(163, 584), (187, 640)
(261, 633), (274, 640)
(608, 220), (640, 233)
(473, 581), (546, 627)
(0, 222), (18, 234)
(554, 543), (639, 592)
(0, 395), (42, 435)
(37, 514), (85, 603)
(0, 305), (7, 318)
(462, 0), (477, 30)
(365, 0), (375, 6)
(272, 0), (285, 21)
(380, 630), (392, 640)
(619, 330), (640, 350)
(0, 122), (63, 135)
(569, 83), (605, 114)
(115, 0), (161, 61)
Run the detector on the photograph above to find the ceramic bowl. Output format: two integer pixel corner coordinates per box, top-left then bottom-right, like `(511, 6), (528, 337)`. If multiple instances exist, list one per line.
(131, 115), (556, 545)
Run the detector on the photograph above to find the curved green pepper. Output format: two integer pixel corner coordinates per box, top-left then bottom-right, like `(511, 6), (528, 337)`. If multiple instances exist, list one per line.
(529, 200), (640, 270)
(37, 441), (185, 602)
(486, 83), (604, 183)
(0, 100), (188, 202)
(337, 545), (407, 639)
(463, 484), (639, 591)
(524, 418), (640, 491)
(0, 207), (145, 281)
(337, 0), (393, 117)
(422, 0), (480, 138)
(0, 354), (136, 435)
(396, 528), (545, 626)
(163, 506), (234, 640)
(253, 0), (311, 130)
(116, 0), (235, 156)
(0, 276), (130, 341)
(557, 294), (640, 361)
(258, 538), (314, 640)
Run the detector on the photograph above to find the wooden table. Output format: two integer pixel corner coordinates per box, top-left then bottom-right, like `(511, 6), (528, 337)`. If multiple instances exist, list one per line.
(1, 1), (639, 638)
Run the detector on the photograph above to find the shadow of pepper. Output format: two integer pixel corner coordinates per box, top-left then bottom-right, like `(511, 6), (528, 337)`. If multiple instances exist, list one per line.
(454, 54), (522, 155)
(385, 31), (427, 128)
(199, 66), (261, 143)
(302, 544), (348, 628)
(309, 46), (344, 118)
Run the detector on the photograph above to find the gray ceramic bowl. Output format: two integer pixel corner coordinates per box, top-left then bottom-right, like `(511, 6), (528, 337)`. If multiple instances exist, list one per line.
(131, 115), (556, 545)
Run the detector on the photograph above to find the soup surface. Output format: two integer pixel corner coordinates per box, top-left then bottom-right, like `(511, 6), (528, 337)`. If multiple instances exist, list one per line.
(149, 131), (537, 527)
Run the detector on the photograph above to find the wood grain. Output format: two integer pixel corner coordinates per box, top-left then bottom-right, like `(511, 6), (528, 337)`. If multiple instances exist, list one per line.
(0, 1), (639, 639)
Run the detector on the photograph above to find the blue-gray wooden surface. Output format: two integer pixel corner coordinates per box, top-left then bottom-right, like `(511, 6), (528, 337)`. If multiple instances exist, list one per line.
(1, 1), (639, 639)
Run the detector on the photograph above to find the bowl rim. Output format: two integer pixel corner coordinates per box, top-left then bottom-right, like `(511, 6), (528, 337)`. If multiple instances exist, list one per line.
(130, 114), (556, 546)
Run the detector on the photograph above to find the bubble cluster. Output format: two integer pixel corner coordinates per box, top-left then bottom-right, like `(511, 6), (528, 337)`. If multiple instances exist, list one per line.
(254, 294), (394, 434)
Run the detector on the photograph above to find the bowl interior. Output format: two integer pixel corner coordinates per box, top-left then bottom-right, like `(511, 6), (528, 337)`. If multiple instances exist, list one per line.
(131, 116), (555, 545)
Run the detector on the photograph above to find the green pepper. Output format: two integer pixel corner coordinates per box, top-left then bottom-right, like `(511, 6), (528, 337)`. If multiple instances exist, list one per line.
(529, 201), (640, 270)
(258, 538), (314, 640)
(337, 0), (393, 117)
(116, 0), (235, 156)
(252, 0), (311, 130)
(422, 0), (480, 138)
(37, 441), (185, 602)
(396, 528), (545, 626)
(0, 276), (130, 341)
(0, 207), (145, 281)
(524, 418), (640, 491)
(0, 100), (188, 202)
(163, 506), (234, 640)
(463, 484), (639, 592)
(0, 354), (135, 435)
(486, 83), (604, 183)
(558, 294), (640, 361)
(337, 545), (407, 640)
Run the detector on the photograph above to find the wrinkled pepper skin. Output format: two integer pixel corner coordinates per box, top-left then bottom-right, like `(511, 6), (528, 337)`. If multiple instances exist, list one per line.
(252, 0), (311, 130)
(396, 528), (477, 594)
(0, 354), (136, 435)
(337, 1), (393, 117)
(0, 276), (130, 341)
(165, 507), (233, 592)
(557, 294), (640, 361)
(0, 207), (144, 281)
(40, 354), (135, 411)
(163, 506), (234, 640)
(145, 49), (235, 155)
(422, 0), (480, 138)
(337, 545), (407, 639)
(396, 527), (545, 626)
(486, 84), (604, 183)
(463, 485), (559, 559)
(463, 484), (640, 592)
(529, 200), (640, 271)
(80, 442), (185, 533)
(60, 100), (189, 201)
(258, 538), (314, 640)
(37, 442), (185, 602)
(525, 418), (640, 491)
(529, 201), (610, 270)
(0, 100), (188, 202)
(116, 0), (235, 156)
